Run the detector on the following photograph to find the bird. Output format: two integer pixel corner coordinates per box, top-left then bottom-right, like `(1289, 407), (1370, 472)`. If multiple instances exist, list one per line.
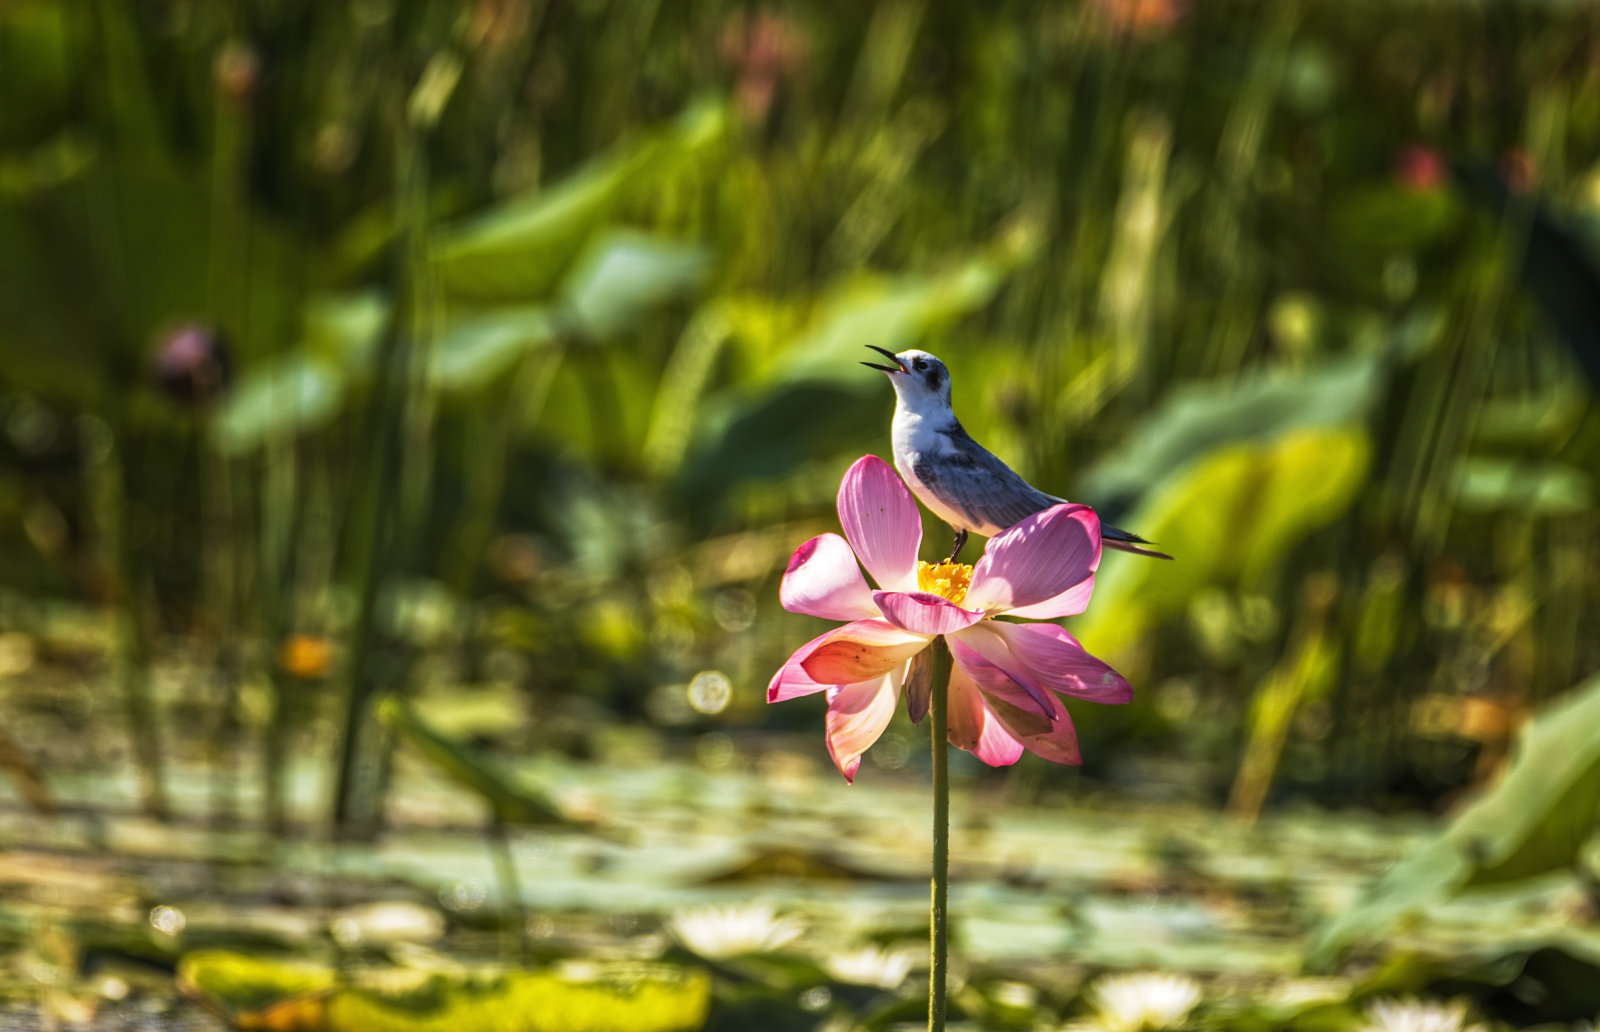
(861, 345), (1172, 564)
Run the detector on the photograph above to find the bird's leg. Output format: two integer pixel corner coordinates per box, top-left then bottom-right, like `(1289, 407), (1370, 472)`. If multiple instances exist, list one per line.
(947, 529), (968, 565)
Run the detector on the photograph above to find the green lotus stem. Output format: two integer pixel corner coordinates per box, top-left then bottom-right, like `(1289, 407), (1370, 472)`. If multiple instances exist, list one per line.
(928, 635), (952, 1032)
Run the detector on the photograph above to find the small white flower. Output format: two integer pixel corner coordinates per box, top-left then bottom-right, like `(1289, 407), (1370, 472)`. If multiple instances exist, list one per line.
(330, 901), (445, 948)
(1361, 998), (1483, 1032)
(665, 902), (803, 959)
(149, 905), (186, 937)
(824, 945), (916, 990)
(1088, 972), (1203, 1032)
(993, 981), (1040, 1009)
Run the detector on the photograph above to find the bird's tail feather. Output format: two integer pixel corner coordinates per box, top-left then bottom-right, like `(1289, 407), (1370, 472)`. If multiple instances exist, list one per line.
(1103, 523), (1173, 560)
(1105, 538), (1173, 560)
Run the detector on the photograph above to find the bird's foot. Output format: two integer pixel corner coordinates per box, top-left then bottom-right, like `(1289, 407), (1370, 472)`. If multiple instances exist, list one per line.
(947, 529), (968, 565)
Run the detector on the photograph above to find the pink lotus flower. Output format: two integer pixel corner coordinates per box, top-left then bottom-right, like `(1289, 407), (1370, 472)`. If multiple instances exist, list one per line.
(769, 455), (1131, 782)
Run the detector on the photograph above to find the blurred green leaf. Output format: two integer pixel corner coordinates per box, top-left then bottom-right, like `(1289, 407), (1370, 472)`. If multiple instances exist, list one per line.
(1308, 671), (1600, 969)
(1472, 383), (1588, 445)
(216, 293), (388, 453)
(0, 133), (94, 196)
(1078, 352), (1384, 508)
(773, 220), (1041, 388)
(303, 292), (389, 368)
(215, 356), (345, 456)
(434, 159), (642, 304)
(560, 231), (710, 341)
(1074, 428), (1371, 662)
(1202, 977), (1358, 1032)
(0, 0), (74, 147)
(1454, 457), (1593, 515)
(324, 966), (712, 1032)
(181, 953), (711, 1032)
(409, 686), (528, 741)
(676, 384), (881, 513)
(434, 102), (724, 304)
(431, 307), (557, 393)
(177, 951), (336, 1019)
(641, 305), (736, 478)
(1330, 186), (1462, 256)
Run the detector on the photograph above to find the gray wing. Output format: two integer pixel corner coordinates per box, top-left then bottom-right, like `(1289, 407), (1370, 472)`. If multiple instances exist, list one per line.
(916, 424), (1174, 557)
(912, 424), (1058, 534)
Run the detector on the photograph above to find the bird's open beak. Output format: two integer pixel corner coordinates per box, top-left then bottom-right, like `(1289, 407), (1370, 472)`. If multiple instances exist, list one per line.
(860, 344), (907, 374)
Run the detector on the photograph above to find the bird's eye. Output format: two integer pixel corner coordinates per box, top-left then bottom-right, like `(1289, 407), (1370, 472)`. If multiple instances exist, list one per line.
(913, 359), (927, 371)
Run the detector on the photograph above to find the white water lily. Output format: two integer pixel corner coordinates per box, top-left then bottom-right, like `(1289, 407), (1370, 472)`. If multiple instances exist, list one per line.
(665, 902), (803, 959)
(1360, 998), (1483, 1032)
(824, 945), (917, 989)
(1088, 972), (1203, 1032)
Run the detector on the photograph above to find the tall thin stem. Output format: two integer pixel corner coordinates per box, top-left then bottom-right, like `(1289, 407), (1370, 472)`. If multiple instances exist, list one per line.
(487, 816), (528, 967)
(84, 419), (168, 821)
(331, 103), (432, 840)
(928, 636), (952, 1032)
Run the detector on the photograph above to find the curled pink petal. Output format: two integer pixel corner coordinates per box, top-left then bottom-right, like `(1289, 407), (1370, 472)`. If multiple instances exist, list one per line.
(948, 623), (1054, 717)
(800, 619), (928, 685)
(767, 628), (833, 703)
(946, 663), (987, 751)
(1005, 703), (1081, 765)
(990, 622), (1132, 703)
(953, 638), (1083, 765)
(948, 664), (1025, 767)
(837, 455), (921, 592)
(951, 639), (1054, 725)
(825, 675), (898, 783)
(780, 533), (879, 621)
(965, 504), (1101, 616)
(872, 590), (984, 636)
(972, 707), (1026, 767)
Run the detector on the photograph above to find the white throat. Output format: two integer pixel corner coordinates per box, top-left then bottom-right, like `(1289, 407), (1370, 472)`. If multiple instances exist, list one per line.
(890, 386), (959, 459)
(890, 382), (955, 424)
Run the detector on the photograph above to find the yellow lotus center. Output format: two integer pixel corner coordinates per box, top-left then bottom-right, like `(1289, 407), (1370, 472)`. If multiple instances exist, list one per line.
(917, 561), (973, 606)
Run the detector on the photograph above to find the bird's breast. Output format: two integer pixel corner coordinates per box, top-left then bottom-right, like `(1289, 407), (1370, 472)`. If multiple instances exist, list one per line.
(895, 449), (979, 533)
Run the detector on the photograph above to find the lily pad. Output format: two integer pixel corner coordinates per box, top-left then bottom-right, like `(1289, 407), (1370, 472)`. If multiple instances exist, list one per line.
(180, 953), (711, 1032)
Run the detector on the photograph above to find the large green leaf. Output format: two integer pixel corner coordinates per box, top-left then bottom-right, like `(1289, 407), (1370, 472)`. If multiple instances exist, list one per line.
(0, 0), (73, 148)
(560, 231), (710, 341)
(1073, 427), (1371, 663)
(215, 293), (388, 453)
(0, 132), (94, 197)
(1078, 351), (1385, 508)
(1453, 457), (1593, 515)
(1308, 672), (1600, 970)
(430, 307), (557, 393)
(302, 292), (389, 368)
(179, 952), (711, 1032)
(177, 950), (337, 1019)
(768, 257), (1014, 387)
(215, 355), (346, 456)
(325, 967), (711, 1032)
(433, 102), (724, 304)
(1329, 185), (1463, 256)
